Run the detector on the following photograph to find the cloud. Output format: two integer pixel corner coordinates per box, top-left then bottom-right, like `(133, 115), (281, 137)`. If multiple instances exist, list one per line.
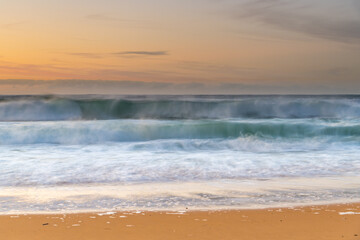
(114, 51), (168, 56)
(0, 79), (182, 95)
(66, 51), (168, 59)
(1, 79), (359, 95)
(0, 61), (82, 79)
(231, 0), (360, 43)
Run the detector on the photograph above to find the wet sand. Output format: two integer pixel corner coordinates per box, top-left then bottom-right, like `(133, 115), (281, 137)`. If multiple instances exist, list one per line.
(1, 203), (360, 240)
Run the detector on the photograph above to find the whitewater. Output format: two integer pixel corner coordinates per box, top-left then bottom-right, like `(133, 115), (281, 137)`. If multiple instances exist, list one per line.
(0, 95), (359, 214)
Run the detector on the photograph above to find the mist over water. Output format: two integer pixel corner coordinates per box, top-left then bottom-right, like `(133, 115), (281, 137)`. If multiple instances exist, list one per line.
(0, 95), (360, 213)
(1, 95), (360, 121)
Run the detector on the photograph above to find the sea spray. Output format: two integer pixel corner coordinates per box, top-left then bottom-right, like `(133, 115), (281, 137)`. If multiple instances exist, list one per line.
(0, 95), (359, 213)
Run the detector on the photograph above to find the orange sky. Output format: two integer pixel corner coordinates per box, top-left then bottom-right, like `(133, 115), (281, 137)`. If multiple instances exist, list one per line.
(0, 0), (360, 94)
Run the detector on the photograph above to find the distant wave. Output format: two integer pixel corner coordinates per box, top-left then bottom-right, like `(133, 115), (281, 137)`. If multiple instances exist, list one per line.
(0, 119), (359, 145)
(1, 95), (360, 121)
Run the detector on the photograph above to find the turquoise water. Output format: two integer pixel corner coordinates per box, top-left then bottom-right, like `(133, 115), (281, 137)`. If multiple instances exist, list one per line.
(0, 95), (359, 213)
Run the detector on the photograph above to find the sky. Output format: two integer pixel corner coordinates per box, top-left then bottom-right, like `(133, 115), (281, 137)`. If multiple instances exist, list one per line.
(0, 0), (359, 94)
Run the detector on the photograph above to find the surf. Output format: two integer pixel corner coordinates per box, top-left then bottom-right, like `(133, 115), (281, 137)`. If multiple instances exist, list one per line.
(0, 119), (359, 145)
(1, 95), (360, 121)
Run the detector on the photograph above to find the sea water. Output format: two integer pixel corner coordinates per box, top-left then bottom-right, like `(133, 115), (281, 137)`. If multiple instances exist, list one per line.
(0, 95), (359, 213)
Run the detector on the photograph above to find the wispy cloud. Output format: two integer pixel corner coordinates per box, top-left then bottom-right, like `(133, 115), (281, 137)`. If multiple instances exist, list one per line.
(0, 60), (176, 83)
(66, 51), (168, 59)
(114, 51), (168, 56)
(0, 61), (81, 79)
(230, 0), (360, 43)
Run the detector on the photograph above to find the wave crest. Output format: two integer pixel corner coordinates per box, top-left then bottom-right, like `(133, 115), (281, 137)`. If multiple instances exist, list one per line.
(1, 95), (360, 121)
(0, 119), (359, 145)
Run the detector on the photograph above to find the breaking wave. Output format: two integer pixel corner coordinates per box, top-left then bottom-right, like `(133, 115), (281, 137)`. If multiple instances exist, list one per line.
(1, 95), (360, 121)
(0, 119), (359, 145)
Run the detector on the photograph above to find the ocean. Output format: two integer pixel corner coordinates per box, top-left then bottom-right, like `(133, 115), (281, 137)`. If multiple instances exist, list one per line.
(1, 95), (360, 214)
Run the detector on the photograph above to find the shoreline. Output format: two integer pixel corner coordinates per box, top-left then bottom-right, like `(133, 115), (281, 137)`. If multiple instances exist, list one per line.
(1, 202), (359, 240)
(2, 199), (360, 216)
(2, 176), (360, 215)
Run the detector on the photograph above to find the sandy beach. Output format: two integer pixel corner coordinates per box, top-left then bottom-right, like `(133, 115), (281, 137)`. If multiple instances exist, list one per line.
(1, 203), (359, 240)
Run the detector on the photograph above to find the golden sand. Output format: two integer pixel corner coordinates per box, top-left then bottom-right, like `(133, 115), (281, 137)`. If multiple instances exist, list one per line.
(1, 203), (359, 240)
